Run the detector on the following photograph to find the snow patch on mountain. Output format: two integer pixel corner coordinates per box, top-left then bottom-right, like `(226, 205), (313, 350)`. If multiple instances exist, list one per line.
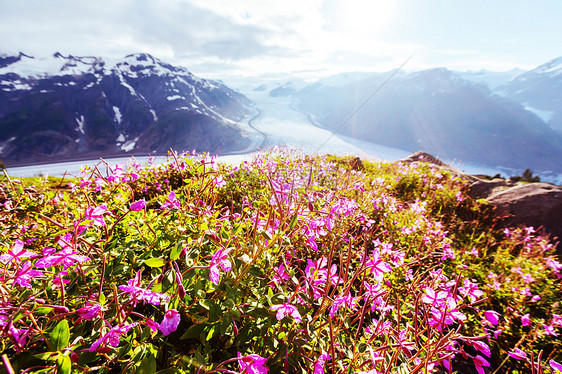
(75, 115), (85, 134)
(524, 104), (555, 123)
(113, 106), (122, 124)
(121, 137), (139, 152)
(0, 137), (16, 155)
(149, 109), (158, 122)
(167, 95), (183, 101)
(533, 57), (562, 76)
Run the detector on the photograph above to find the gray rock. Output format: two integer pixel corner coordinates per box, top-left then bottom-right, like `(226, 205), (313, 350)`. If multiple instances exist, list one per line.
(400, 152), (562, 244)
(486, 182), (562, 242)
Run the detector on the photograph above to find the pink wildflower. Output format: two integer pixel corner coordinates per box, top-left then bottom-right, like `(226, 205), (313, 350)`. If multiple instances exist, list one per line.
(52, 270), (70, 288)
(83, 204), (107, 227)
(160, 191), (180, 210)
(364, 250), (392, 281)
(543, 324), (558, 336)
(160, 309), (181, 336)
(129, 199), (146, 211)
(483, 310), (500, 326)
(471, 340), (491, 357)
(553, 314), (562, 327)
(35, 246), (90, 269)
(550, 359), (562, 373)
(76, 304), (102, 320)
(7, 325), (28, 351)
(14, 262), (43, 288)
(118, 270), (169, 306)
(546, 258), (562, 277)
(459, 279), (484, 303)
(238, 352), (268, 374)
(313, 353), (330, 374)
(507, 348), (527, 361)
(146, 318), (159, 332)
(422, 287), (448, 306)
(209, 248), (232, 285)
(213, 175), (226, 188)
(270, 303), (302, 323)
(329, 293), (357, 318)
(521, 314), (531, 327)
(0, 240), (37, 265)
(471, 355), (490, 374)
(269, 264), (289, 288)
(89, 322), (138, 352)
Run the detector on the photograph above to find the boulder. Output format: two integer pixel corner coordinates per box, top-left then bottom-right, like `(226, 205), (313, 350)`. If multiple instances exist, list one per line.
(400, 152), (562, 244)
(486, 182), (562, 242)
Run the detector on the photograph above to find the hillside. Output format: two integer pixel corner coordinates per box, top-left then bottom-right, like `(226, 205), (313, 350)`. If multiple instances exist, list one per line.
(0, 148), (560, 373)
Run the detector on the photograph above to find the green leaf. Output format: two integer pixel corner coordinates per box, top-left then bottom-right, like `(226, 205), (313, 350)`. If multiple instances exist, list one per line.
(180, 324), (206, 340)
(162, 270), (174, 293)
(137, 353), (157, 374)
(50, 320), (70, 351)
(56, 354), (72, 374)
(144, 258), (166, 268)
(205, 325), (217, 341)
(220, 314), (231, 336)
(34, 307), (54, 315)
(157, 369), (182, 374)
(288, 212), (298, 230)
(170, 243), (182, 261)
(33, 352), (57, 361)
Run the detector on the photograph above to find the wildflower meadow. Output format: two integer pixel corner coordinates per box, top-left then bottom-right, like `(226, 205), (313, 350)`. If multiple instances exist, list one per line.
(0, 148), (561, 373)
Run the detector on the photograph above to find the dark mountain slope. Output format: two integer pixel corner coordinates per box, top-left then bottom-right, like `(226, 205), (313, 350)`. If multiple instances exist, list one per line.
(0, 52), (251, 165)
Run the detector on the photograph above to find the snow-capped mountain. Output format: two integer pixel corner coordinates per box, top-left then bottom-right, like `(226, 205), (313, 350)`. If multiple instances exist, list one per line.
(294, 68), (562, 175)
(0, 52), (252, 165)
(499, 57), (562, 133)
(455, 68), (523, 91)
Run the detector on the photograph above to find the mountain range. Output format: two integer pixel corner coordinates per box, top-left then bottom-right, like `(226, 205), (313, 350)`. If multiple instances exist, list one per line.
(0, 52), (251, 166)
(2, 52), (562, 182)
(290, 58), (562, 179)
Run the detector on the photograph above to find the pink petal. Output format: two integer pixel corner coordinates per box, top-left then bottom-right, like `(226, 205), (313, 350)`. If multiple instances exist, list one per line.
(550, 359), (562, 372)
(129, 199), (147, 211)
(160, 309), (180, 336)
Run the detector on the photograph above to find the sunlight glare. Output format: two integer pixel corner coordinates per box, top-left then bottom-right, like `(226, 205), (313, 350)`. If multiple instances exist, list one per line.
(335, 0), (396, 37)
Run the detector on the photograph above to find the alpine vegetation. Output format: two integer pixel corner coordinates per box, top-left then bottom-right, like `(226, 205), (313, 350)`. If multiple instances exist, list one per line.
(0, 148), (560, 373)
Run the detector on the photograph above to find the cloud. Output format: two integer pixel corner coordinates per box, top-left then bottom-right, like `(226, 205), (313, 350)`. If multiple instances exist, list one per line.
(2, 0), (560, 81)
(0, 0), (278, 61)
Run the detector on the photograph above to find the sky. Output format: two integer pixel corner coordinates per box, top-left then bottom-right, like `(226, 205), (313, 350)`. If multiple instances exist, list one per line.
(1, 0), (562, 82)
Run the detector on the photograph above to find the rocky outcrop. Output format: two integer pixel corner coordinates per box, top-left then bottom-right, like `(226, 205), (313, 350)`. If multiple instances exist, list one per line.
(400, 152), (562, 244)
(485, 183), (562, 241)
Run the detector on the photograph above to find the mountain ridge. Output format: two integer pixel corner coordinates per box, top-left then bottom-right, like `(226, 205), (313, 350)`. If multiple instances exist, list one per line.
(293, 63), (562, 180)
(0, 52), (252, 166)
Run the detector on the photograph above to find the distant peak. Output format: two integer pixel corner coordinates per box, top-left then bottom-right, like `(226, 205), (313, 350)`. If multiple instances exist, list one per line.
(531, 56), (562, 75)
(124, 53), (157, 63)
